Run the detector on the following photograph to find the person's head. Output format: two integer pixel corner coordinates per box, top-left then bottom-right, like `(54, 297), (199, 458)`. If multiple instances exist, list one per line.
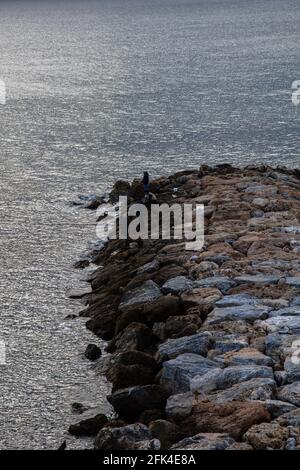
(144, 171), (148, 176)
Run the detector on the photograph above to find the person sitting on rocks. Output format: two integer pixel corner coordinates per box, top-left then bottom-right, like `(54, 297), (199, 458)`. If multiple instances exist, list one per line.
(142, 171), (150, 198)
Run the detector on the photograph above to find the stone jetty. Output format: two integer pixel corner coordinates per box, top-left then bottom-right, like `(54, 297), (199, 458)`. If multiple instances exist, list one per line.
(69, 164), (300, 450)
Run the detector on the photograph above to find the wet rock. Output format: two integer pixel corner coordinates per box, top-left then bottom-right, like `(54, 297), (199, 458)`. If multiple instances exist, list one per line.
(161, 276), (194, 295)
(67, 285), (92, 299)
(277, 382), (300, 406)
(136, 259), (160, 275)
(170, 432), (235, 450)
(149, 420), (182, 449)
(165, 392), (194, 421)
(110, 350), (159, 374)
(244, 422), (289, 450)
(119, 281), (162, 311)
(182, 401), (270, 440)
(69, 414), (108, 436)
(207, 378), (276, 403)
(84, 344), (102, 361)
(157, 332), (214, 362)
(160, 353), (219, 393)
(154, 265), (187, 285)
(107, 363), (156, 392)
(204, 305), (270, 325)
(163, 314), (202, 339)
(195, 276), (236, 293)
(94, 423), (154, 450)
(108, 385), (169, 420)
(71, 402), (90, 414)
(113, 323), (157, 352)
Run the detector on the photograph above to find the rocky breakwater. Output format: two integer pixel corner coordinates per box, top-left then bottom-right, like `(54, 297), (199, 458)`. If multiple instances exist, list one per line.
(70, 164), (300, 450)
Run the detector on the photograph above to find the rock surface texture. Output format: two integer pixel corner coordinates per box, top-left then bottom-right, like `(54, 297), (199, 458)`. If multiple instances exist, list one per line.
(70, 165), (300, 450)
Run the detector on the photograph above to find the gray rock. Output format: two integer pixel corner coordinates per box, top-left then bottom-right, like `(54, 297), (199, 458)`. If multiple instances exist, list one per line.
(165, 392), (194, 421)
(268, 306), (300, 317)
(161, 276), (194, 295)
(67, 285), (92, 298)
(205, 305), (270, 325)
(170, 433), (235, 450)
(291, 296), (300, 306)
(277, 382), (300, 406)
(284, 357), (300, 383)
(244, 184), (278, 195)
(265, 333), (299, 361)
(234, 275), (280, 285)
(136, 259), (160, 274)
(207, 378), (276, 403)
(256, 400), (297, 419)
(119, 281), (162, 311)
(215, 293), (259, 308)
(190, 368), (223, 394)
(212, 334), (248, 354)
(285, 277), (300, 287)
(160, 353), (219, 393)
(258, 316), (300, 334)
(157, 332), (214, 362)
(194, 276), (236, 293)
(216, 365), (274, 390)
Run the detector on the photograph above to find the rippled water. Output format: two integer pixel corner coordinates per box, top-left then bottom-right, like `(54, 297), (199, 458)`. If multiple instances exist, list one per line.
(0, 0), (299, 450)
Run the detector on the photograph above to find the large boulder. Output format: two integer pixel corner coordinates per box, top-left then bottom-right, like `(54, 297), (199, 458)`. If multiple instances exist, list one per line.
(215, 365), (274, 390)
(108, 385), (169, 420)
(107, 363), (157, 392)
(182, 401), (270, 440)
(113, 323), (156, 352)
(160, 353), (219, 393)
(157, 332), (214, 362)
(205, 305), (270, 325)
(161, 276), (194, 295)
(163, 314), (202, 339)
(119, 281), (162, 311)
(195, 276), (236, 294)
(69, 414), (108, 436)
(206, 377), (276, 403)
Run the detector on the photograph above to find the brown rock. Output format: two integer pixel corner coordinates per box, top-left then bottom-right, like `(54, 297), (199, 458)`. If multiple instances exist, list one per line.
(164, 314), (202, 339)
(244, 422), (290, 450)
(139, 409), (164, 425)
(182, 401), (271, 439)
(107, 363), (157, 392)
(113, 323), (157, 353)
